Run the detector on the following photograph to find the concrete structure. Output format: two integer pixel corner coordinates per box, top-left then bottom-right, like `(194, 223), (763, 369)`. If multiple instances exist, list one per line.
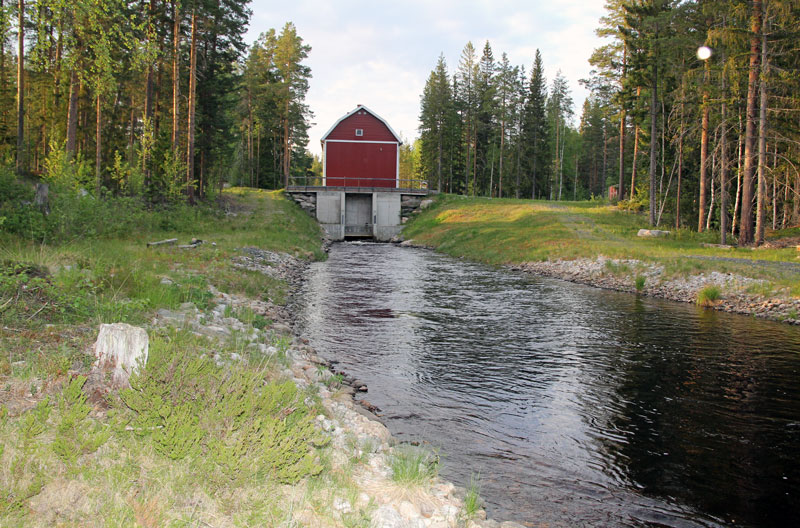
(288, 105), (431, 241)
(289, 190), (428, 241)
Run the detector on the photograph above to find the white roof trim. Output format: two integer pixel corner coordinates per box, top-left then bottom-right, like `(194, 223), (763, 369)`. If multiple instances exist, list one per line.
(320, 105), (402, 144)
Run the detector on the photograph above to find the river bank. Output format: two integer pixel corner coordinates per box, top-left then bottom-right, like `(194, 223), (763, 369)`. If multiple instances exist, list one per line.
(0, 189), (519, 527)
(400, 195), (800, 325)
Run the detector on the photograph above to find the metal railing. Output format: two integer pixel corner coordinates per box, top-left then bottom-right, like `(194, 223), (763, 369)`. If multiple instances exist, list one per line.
(287, 175), (430, 192)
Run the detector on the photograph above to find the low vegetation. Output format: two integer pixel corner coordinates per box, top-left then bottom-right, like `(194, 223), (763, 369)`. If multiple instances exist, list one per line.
(0, 185), (341, 525)
(389, 444), (439, 487)
(462, 475), (483, 520)
(697, 285), (723, 307)
(404, 195), (800, 297)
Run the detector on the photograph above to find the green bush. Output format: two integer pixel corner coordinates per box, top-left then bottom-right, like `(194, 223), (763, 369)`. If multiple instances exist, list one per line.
(635, 275), (646, 291)
(120, 331), (326, 486)
(52, 376), (110, 469)
(697, 285), (722, 307)
(0, 168), (48, 240)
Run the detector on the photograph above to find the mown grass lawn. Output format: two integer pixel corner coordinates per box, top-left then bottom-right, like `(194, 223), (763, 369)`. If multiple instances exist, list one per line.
(403, 195), (800, 296)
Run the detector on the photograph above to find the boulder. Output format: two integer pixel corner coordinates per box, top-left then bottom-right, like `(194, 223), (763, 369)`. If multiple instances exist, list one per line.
(92, 323), (149, 387)
(637, 229), (670, 238)
(420, 199), (435, 209)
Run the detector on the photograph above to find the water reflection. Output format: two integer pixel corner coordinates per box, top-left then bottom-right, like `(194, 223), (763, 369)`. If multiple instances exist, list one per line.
(295, 242), (800, 527)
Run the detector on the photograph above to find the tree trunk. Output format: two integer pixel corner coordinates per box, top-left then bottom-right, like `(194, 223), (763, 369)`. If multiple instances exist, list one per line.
(618, 47), (627, 201)
(283, 100), (290, 188)
(676, 94), (684, 229)
(755, 1), (768, 245)
(1, 0), (5, 127)
(499, 117), (505, 198)
(698, 61), (710, 232)
(552, 115), (560, 200)
(16, 0), (24, 174)
(142, 0), (156, 189)
(171, 0), (180, 151)
(739, 0), (762, 246)
(186, 9), (197, 204)
(649, 63), (658, 226)
(602, 121), (607, 198)
(706, 148), (716, 231)
(732, 111), (743, 235)
(465, 114), (470, 195)
(96, 93), (102, 194)
(720, 63), (728, 245)
(630, 86), (641, 199)
(437, 130), (442, 192)
(66, 69), (79, 157)
(781, 169), (789, 229)
(793, 171), (800, 224)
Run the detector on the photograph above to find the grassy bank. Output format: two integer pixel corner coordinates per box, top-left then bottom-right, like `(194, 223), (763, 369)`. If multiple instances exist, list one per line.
(403, 195), (800, 298)
(0, 188), (335, 525)
(2, 187), (490, 527)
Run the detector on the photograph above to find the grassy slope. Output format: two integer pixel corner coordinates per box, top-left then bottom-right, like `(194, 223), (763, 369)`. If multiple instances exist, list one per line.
(0, 189), (360, 527)
(403, 195), (800, 297)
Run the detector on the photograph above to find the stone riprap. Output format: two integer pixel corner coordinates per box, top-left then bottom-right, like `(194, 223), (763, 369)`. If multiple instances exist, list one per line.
(513, 256), (800, 325)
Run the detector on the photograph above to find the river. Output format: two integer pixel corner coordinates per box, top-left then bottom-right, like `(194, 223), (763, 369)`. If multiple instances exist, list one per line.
(295, 242), (800, 527)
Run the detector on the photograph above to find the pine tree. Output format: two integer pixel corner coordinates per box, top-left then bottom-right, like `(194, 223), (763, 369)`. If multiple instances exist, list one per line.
(521, 49), (548, 200)
(419, 54), (453, 192)
(456, 41), (477, 195)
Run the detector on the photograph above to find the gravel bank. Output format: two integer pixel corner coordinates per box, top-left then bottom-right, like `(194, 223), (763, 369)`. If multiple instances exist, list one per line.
(511, 256), (800, 325)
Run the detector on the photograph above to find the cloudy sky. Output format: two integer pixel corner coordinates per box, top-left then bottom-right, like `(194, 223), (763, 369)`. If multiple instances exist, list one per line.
(245, 0), (607, 155)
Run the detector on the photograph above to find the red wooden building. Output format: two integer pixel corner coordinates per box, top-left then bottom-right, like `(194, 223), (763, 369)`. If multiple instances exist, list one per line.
(321, 105), (402, 188)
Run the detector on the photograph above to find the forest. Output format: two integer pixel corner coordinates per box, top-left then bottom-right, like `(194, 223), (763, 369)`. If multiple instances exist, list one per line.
(0, 0), (315, 207)
(417, 0), (800, 245)
(3, 1), (800, 248)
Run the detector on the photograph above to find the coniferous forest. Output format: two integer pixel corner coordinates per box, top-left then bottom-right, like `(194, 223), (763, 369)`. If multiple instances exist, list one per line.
(418, 0), (800, 245)
(0, 0), (314, 205)
(2, 1), (800, 247)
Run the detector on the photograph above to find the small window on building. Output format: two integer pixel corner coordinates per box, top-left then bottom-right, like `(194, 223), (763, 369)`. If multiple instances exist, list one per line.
(355, 129), (364, 137)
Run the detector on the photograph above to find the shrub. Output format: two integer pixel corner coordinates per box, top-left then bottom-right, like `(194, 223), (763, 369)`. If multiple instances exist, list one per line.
(697, 285), (722, 307)
(120, 331), (326, 486)
(52, 376), (110, 469)
(0, 168), (48, 240)
(634, 275), (646, 291)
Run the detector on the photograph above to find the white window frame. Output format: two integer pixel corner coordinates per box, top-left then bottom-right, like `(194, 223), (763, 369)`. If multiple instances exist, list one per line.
(355, 129), (364, 137)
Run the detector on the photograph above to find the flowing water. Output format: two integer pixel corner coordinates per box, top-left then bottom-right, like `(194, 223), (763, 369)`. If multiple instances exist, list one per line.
(295, 242), (800, 527)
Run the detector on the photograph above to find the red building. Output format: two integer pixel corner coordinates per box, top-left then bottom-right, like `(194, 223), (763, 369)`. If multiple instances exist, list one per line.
(321, 105), (402, 188)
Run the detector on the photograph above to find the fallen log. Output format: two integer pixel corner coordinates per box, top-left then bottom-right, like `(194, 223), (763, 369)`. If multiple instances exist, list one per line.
(146, 238), (178, 248)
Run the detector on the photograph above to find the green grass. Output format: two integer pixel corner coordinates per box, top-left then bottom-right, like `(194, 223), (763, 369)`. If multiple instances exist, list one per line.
(389, 444), (438, 487)
(635, 275), (646, 291)
(1, 188), (323, 328)
(697, 285), (722, 307)
(462, 474), (482, 519)
(403, 195), (800, 296)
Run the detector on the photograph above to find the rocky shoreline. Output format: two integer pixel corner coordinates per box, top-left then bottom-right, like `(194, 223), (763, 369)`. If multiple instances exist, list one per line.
(511, 256), (800, 325)
(399, 239), (800, 325)
(155, 246), (524, 528)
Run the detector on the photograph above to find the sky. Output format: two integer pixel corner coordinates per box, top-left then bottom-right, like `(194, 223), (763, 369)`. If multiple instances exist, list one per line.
(245, 0), (608, 155)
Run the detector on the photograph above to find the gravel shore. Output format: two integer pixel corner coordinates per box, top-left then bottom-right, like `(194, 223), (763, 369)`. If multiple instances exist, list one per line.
(512, 256), (800, 325)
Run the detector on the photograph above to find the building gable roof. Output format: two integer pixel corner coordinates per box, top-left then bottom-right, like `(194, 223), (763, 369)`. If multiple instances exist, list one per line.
(321, 105), (402, 144)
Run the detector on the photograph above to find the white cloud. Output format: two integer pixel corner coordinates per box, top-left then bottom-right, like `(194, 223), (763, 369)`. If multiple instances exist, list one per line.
(246, 0), (607, 154)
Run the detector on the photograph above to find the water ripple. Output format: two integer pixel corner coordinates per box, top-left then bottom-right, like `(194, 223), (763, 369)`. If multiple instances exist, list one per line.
(296, 242), (800, 527)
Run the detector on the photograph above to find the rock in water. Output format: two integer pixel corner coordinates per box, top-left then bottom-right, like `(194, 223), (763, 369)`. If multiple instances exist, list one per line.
(92, 323), (149, 387)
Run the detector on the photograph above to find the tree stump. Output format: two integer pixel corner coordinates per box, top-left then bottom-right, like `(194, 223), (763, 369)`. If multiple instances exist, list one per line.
(92, 323), (149, 388)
